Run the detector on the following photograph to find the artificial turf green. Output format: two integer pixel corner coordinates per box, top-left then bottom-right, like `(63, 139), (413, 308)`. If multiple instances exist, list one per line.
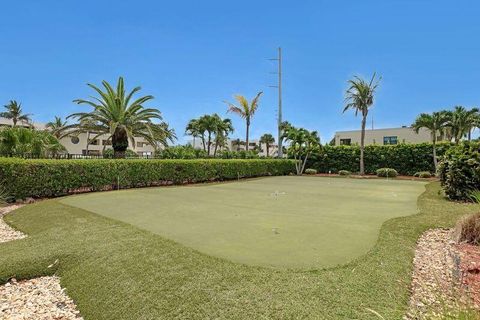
(60, 176), (426, 268)
(0, 180), (477, 319)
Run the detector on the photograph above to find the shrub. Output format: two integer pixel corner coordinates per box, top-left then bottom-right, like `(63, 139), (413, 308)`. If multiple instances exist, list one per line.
(376, 168), (398, 178)
(438, 142), (480, 200)
(413, 171), (432, 178)
(0, 158), (296, 200)
(338, 170), (351, 176)
(454, 213), (480, 246)
(307, 143), (452, 176)
(304, 168), (317, 175)
(103, 148), (139, 158)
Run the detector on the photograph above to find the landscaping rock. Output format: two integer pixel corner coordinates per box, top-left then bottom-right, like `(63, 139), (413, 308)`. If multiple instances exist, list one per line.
(0, 276), (83, 319)
(0, 205), (26, 243)
(405, 228), (479, 319)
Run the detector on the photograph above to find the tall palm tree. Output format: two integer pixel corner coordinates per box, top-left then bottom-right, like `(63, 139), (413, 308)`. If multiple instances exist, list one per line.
(1, 100), (32, 127)
(197, 114), (220, 155)
(67, 77), (172, 158)
(412, 111), (449, 171)
(446, 106), (480, 143)
(45, 116), (67, 138)
(225, 92), (263, 151)
(259, 133), (275, 157)
(343, 73), (381, 175)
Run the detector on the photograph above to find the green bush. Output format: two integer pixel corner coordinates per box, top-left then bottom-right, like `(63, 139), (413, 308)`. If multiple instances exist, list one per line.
(376, 168), (398, 178)
(155, 145), (207, 159)
(307, 143), (452, 176)
(438, 142), (480, 200)
(103, 148), (139, 158)
(338, 170), (351, 176)
(413, 171), (432, 178)
(0, 158), (296, 200)
(304, 168), (317, 175)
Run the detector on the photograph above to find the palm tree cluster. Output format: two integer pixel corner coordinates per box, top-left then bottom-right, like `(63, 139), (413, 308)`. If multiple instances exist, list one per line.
(185, 114), (234, 156)
(412, 106), (480, 170)
(259, 133), (275, 157)
(282, 125), (320, 175)
(0, 126), (65, 157)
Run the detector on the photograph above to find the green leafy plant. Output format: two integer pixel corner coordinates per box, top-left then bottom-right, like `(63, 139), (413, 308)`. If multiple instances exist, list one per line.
(376, 168), (398, 178)
(338, 170), (351, 176)
(0, 158), (296, 200)
(413, 171), (432, 178)
(103, 149), (139, 159)
(304, 168), (317, 175)
(438, 142), (480, 200)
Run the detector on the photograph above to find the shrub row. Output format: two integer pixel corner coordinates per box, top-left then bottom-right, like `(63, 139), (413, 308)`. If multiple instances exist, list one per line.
(0, 158), (296, 200)
(439, 142), (480, 200)
(307, 143), (452, 176)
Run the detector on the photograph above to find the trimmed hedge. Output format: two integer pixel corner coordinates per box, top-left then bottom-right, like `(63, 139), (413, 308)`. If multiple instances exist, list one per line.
(439, 142), (480, 200)
(308, 143), (452, 176)
(0, 158), (296, 200)
(376, 168), (398, 178)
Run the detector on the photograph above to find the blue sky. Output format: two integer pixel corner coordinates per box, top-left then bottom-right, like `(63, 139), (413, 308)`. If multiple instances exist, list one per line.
(1, 1), (480, 144)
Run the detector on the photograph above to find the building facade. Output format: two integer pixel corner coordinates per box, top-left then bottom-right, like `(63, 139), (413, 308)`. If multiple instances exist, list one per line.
(333, 126), (433, 146)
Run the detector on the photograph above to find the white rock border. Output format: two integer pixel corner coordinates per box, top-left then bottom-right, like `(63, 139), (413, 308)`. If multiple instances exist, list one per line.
(0, 204), (26, 243)
(0, 204), (83, 319)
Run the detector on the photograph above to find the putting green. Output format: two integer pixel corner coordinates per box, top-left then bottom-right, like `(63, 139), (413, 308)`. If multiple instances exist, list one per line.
(60, 176), (426, 269)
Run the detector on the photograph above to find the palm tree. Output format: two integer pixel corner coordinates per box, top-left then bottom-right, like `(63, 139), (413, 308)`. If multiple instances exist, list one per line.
(445, 106), (480, 143)
(46, 116), (67, 138)
(412, 111), (449, 171)
(283, 125), (320, 175)
(343, 73), (381, 175)
(225, 92), (263, 151)
(197, 114), (219, 155)
(259, 133), (275, 157)
(213, 117), (234, 156)
(1, 100), (32, 127)
(67, 77), (172, 158)
(185, 119), (203, 149)
(0, 127), (65, 157)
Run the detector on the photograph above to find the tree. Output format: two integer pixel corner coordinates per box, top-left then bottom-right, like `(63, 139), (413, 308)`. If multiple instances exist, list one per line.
(343, 73), (381, 175)
(67, 77), (173, 158)
(1, 100), (31, 127)
(197, 114), (219, 155)
(0, 127), (65, 157)
(185, 119), (203, 149)
(45, 116), (67, 138)
(445, 106), (480, 144)
(213, 117), (234, 156)
(259, 133), (275, 157)
(412, 111), (449, 171)
(283, 125), (321, 175)
(225, 92), (263, 151)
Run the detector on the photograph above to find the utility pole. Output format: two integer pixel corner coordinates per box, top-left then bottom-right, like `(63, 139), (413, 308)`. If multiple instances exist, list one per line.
(269, 47), (283, 158)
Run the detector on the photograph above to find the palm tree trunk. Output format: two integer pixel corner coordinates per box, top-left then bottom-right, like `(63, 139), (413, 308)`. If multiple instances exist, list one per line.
(432, 134), (438, 172)
(86, 131), (90, 156)
(213, 138), (218, 157)
(468, 128), (472, 141)
(266, 144), (270, 157)
(245, 119), (250, 151)
(360, 116), (367, 175)
(207, 133), (212, 155)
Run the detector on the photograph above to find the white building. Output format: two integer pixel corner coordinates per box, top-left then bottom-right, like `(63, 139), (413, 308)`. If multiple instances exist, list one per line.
(333, 126), (434, 146)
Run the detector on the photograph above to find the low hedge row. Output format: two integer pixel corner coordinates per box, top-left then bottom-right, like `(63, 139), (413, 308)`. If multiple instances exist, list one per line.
(0, 158), (296, 200)
(439, 142), (480, 200)
(307, 143), (452, 175)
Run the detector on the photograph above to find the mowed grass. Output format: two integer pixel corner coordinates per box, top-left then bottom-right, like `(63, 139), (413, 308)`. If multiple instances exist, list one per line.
(0, 180), (477, 319)
(61, 176), (426, 268)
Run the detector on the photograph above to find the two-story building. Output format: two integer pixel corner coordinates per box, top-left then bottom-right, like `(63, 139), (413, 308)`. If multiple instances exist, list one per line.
(333, 126), (433, 146)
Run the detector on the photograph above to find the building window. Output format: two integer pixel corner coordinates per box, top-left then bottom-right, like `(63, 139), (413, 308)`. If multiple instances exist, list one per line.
(102, 140), (112, 146)
(383, 136), (398, 145)
(71, 136), (80, 144)
(340, 138), (351, 145)
(89, 139), (99, 145)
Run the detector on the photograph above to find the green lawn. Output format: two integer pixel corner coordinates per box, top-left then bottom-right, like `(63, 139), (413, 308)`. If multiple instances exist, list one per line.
(61, 176), (425, 268)
(0, 179), (477, 319)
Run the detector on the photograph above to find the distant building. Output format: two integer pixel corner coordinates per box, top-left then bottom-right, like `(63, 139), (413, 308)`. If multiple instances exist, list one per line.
(188, 138), (280, 157)
(333, 126), (433, 146)
(0, 117), (156, 156)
